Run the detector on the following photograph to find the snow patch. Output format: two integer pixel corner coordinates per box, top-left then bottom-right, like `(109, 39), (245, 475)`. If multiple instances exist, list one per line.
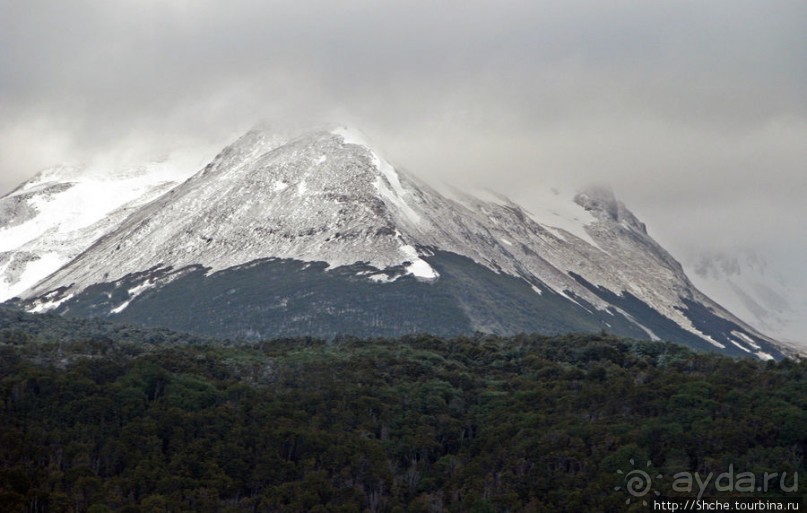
(29, 293), (74, 313)
(106, 279), (160, 314)
(522, 187), (601, 250)
(400, 245), (439, 280)
(731, 330), (761, 350)
(755, 351), (774, 361)
(729, 339), (752, 353)
(407, 259), (439, 280)
(110, 301), (131, 314)
(694, 331), (726, 349)
(368, 273), (396, 283)
(129, 280), (158, 297)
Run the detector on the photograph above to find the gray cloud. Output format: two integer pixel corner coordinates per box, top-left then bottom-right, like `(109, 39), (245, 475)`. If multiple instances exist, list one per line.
(1, 0), (805, 277)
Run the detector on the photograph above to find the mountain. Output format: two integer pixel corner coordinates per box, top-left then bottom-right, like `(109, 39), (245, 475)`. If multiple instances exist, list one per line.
(0, 161), (200, 302)
(2, 127), (790, 359)
(685, 251), (806, 352)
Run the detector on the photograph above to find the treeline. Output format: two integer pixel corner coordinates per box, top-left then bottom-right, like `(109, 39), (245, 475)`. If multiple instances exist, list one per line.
(0, 312), (804, 512)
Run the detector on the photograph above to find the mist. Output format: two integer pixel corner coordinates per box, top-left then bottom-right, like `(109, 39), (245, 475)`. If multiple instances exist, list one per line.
(2, 0), (805, 293)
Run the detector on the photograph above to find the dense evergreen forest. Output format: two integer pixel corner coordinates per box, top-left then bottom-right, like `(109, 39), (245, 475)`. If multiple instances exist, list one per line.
(0, 307), (804, 512)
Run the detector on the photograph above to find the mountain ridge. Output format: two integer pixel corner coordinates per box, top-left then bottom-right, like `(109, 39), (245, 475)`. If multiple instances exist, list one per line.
(0, 161), (198, 301)
(1, 126), (792, 359)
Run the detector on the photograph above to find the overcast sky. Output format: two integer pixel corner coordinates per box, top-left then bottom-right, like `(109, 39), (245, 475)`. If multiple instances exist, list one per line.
(1, 0), (805, 275)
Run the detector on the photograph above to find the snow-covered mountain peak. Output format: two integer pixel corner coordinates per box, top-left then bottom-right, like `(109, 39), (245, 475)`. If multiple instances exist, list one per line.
(5, 125), (791, 359)
(21, 127), (442, 299)
(199, 128), (288, 179)
(197, 126), (406, 192)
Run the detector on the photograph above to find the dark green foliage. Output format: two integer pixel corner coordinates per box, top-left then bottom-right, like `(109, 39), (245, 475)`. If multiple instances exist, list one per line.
(29, 253), (787, 359)
(0, 312), (804, 512)
(30, 253), (654, 343)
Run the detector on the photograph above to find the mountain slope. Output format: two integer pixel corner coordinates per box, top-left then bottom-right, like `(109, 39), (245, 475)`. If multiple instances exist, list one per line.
(0, 163), (191, 301)
(9, 127), (789, 359)
(685, 251), (806, 351)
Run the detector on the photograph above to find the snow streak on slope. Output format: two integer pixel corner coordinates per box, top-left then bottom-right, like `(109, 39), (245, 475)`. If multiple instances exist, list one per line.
(333, 127), (423, 224)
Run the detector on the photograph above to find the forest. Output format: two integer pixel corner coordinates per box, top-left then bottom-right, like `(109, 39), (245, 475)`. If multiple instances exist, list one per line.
(0, 306), (804, 512)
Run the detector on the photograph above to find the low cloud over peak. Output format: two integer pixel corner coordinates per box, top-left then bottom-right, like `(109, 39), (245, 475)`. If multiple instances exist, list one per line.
(1, 0), (804, 290)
